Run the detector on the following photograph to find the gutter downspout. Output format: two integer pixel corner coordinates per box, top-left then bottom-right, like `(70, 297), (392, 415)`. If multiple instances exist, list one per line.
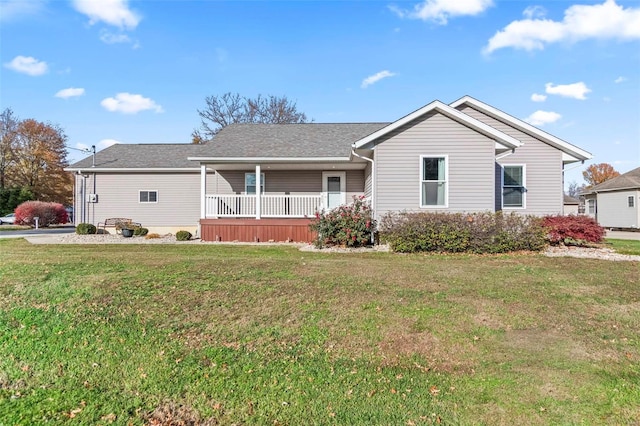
(351, 147), (375, 243)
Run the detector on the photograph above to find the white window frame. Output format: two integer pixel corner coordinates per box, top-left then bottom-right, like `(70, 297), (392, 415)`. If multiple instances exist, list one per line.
(419, 155), (448, 208)
(502, 164), (526, 209)
(588, 199), (596, 215)
(245, 172), (265, 194)
(322, 171), (347, 209)
(139, 190), (158, 204)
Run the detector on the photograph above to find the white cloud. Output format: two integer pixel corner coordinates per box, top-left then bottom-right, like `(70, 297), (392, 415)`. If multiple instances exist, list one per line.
(100, 92), (163, 114)
(545, 82), (591, 100)
(361, 70), (396, 89)
(390, 0), (493, 24)
(614, 76), (627, 83)
(3, 55), (48, 76)
(0, 0), (46, 22)
(523, 5), (546, 19)
(484, 0), (640, 54)
(55, 87), (85, 99)
(72, 0), (140, 30)
(531, 93), (547, 102)
(524, 110), (562, 126)
(99, 30), (132, 44)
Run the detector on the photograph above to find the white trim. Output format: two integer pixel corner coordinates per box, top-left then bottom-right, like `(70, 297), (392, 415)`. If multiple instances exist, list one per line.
(139, 190), (158, 204)
(501, 164), (526, 209)
(65, 168), (201, 172)
(419, 155), (449, 209)
(200, 164), (206, 219)
(322, 171), (347, 209)
(450, 96), (592, 162)
(628, 195), (635, 208)
(188, 156), (352, 163)
(353, 101), (521, 151)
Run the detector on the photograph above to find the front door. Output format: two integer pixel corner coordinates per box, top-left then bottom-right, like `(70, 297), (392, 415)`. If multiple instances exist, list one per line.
(322, 171), (346, 209)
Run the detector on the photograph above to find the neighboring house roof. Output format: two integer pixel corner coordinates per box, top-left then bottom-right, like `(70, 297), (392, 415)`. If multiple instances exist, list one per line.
(66, 143), (206, 171)
(190, 123), (389, 161)
(449, 96), (592, 163)
(563, 195), (580, 205)
(353, 100), (522, 151)
(582, 166), (640, 194)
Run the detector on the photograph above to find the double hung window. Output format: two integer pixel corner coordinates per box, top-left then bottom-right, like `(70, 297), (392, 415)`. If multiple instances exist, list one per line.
(245, 173), (265, 194)
(502, 165), (525, 208)
(420, 156), (447, 207)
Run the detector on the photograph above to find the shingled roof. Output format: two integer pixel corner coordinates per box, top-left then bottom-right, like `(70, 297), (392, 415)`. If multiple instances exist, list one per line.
(67, 143), (206, 170)
(193, 122), (389, 158)
(585, 166), (640, 193)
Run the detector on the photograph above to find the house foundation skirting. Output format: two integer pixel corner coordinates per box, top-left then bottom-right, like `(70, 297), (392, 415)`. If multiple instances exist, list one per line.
(200, 218), (316, 243)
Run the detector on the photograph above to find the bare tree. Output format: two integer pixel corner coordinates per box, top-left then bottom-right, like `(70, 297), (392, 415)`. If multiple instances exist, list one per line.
(195, 92), (309, 141)
(566, 181), (585, 198)
(0, 108), (19, 189)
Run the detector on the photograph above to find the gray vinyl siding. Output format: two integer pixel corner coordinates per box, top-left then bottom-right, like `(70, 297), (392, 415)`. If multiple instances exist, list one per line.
(374, 111), (497, 217)
(596, 190), (640, 228)
(213, 170), (365, 200)
(457, 105), (564, 216)
(364, 162), (372, 198)
(74, 172), (207, 227)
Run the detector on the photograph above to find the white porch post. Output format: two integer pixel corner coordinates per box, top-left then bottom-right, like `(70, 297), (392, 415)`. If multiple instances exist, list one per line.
(255, 164), (261, 219)
(200, 164), (206, 219)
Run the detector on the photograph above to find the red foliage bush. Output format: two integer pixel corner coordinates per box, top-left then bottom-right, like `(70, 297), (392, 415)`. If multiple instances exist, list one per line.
(543, 215), (605, 245)
(14, 201), (68, 227)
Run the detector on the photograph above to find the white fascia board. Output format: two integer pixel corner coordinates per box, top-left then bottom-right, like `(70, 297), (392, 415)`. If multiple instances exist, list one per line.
(450, 96), (593, 161)
(187, 156), (352, 163)
(352, 100), (521, 150)
(64, 167), (201, 172)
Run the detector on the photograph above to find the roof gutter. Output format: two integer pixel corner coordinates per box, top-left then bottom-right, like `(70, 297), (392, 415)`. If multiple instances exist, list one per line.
(187, 156), (352, 163)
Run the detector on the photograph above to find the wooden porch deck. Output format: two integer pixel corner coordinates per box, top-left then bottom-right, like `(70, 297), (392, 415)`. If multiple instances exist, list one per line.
(200, 218), (316, 243)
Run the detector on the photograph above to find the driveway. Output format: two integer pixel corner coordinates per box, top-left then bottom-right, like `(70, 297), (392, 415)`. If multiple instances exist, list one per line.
(606, 230), (640, 241)
(0, 225), (76, 240)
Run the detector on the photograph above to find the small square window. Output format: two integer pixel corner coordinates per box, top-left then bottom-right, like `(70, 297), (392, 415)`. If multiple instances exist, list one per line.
(139, 190), (158, 203)
(629, 196), (635, 208)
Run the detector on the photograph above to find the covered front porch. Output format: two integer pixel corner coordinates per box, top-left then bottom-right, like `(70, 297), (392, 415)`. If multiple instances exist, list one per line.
(195, 160), (371, 242)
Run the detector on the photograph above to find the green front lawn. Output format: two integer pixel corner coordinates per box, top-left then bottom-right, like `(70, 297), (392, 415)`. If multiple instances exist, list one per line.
(606, 238), (640, 256)
(1, 239), (638, 425)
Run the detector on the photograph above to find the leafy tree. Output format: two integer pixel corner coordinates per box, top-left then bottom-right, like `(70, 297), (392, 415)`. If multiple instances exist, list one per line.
(196, 92), (309, 141)
(582, 163), (620, 187)
(0, 186), (34, 215)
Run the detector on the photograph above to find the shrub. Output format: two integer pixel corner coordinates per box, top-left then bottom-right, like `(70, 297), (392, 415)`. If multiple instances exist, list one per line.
(134, 227), (149, 236)
(309, 196), (376, 248)
(543, 215), (605, 246)
(14, 201), (67, 227)
(76, 223), (97, 235)
(176, 230), (192, 241)
(145, 233), (161, 239)
(379, 211), (547, 254)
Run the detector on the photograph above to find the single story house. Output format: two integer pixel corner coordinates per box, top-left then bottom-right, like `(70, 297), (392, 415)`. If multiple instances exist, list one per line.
(582, 166), (640, 229)
(66, 96), (592, 241)
(563, 194), (582, 215)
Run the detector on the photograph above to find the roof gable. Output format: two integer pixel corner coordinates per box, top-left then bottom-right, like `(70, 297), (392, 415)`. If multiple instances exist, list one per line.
(352, 100), (521, 151)
(450, 96), (592, 163)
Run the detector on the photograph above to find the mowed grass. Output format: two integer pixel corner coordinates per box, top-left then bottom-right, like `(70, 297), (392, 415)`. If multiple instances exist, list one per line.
(607, 238), (640, 256)
(0, 239), (638, 425)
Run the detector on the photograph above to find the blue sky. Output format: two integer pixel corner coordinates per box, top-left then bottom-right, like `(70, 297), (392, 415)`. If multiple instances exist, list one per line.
(1, 0), (639, 187)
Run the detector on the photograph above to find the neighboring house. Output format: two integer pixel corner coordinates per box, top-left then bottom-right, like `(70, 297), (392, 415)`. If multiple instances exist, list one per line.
(563, 194), (582, 215)
(582, 167), (640, 229)
(66, 96), (592, 241)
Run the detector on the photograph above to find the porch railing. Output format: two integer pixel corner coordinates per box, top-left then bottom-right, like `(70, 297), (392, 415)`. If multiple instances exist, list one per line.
(206, 194), (322, 218)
